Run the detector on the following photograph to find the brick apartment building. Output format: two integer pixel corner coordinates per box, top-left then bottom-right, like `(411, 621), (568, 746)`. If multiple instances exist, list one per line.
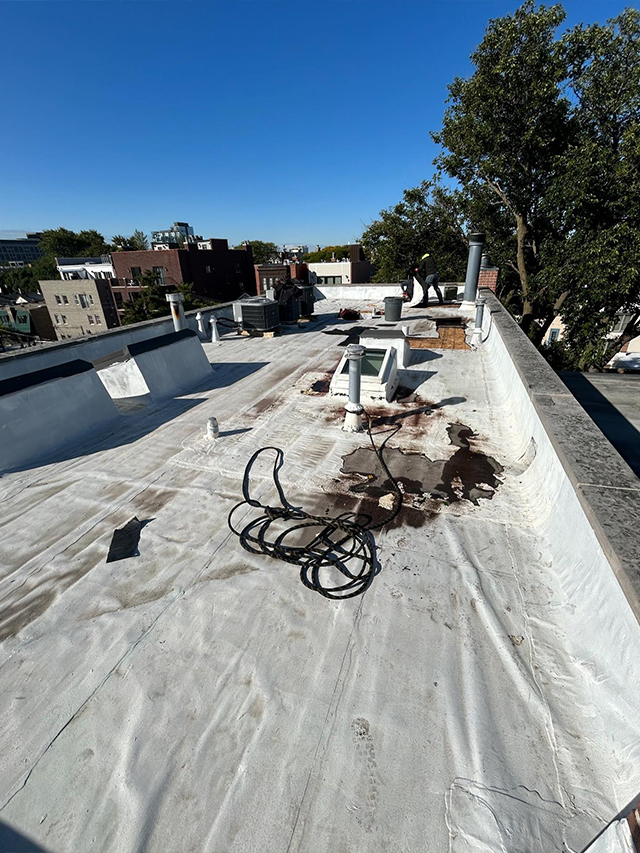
(110, 241), (256, 313)
(255, 263), (309, 294)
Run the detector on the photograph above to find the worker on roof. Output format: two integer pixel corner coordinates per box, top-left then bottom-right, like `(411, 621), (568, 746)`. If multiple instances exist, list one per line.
(409, 250), (444, 307)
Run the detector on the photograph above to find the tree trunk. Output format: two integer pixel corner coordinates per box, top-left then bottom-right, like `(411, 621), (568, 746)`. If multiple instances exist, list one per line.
(515, 214), (534, 333)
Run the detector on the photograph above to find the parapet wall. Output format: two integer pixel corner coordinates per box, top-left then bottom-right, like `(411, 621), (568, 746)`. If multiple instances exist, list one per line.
(314, 283), (464, 302)
(481, 288), (640, 624)
(0, 303), (234, 382)
(0, 360), (119, 473)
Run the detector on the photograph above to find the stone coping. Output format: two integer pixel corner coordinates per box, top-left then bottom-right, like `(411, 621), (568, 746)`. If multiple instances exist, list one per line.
(484, 288), (640, 624)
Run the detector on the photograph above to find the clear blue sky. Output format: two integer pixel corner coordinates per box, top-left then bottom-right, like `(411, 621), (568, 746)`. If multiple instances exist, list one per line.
(0, 0), (633, 246)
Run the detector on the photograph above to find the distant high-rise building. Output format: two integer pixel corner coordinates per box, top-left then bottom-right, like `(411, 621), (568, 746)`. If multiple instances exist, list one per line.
(0, 233), (43, 268)
(151, 222), (196, 250)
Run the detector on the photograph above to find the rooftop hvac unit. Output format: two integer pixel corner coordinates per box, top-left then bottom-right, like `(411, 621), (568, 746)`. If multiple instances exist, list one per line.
(299, 285), (315, 318)
(237, 297), (280, 331)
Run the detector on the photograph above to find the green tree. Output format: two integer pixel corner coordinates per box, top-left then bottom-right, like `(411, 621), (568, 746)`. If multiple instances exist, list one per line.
(0, 265), (38, 294)
(305, 245), (352, 263)
(429, 1), (640, 368)
(538, 9), (640, 367)
(432, 1), (573, 334)
(120, 275), (209, 326)
(177, 282), (207, 311)
(361, 180), (468, 282)
(121, 271), (169, 324)
(111, 235), (133, 251)
(131, 229), (149, 251)
(111, 230), (150, 252)
(233, 240), (279, 264)
(38, 227), (110, 258)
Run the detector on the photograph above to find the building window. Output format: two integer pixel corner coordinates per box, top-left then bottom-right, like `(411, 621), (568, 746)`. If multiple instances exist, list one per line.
(74, 294), (79, 305)
(548, 328), (560, 342)
(62, 294), (69, 304)
(61, 315), (67, 324)
(88, 315), (95, 325)
(153, 266), (166, 284)
(89, 294), (94, 305)
(78, 294), (88, 308)
(55, 294), (62, 304)
(612, 313), (633, 334)
(54, 313), (60, 323)
(96, 315), (102, 325)
(113, 292), (123, 308)
(131, 267), (142, 280)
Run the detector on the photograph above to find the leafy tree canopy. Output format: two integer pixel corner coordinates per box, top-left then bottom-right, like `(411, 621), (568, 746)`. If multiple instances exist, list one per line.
(112, 230), (149, 252)
(120, 273), (208, 326)
(0, 227), (110, 294)
(361, 181), (469, 282)
(233, 240), (279, 264)
(305, 245), (352, 263)
(427, 1), (640, 368)
(39, 227), (111, 259)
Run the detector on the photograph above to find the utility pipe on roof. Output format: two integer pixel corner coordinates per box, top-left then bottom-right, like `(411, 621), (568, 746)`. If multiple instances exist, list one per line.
(343, 343), (366, 433)
(166, 292), (187, 332)
(463, 232), (486, 305)
(210, 315), (220, 342)
(475, 296), (486, 331)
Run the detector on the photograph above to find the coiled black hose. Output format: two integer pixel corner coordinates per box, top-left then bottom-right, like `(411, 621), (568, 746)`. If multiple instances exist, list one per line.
(227, 414), (403, 599)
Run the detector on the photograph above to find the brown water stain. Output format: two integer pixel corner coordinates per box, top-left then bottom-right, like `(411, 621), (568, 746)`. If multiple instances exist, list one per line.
(200, 564), (259, 582)
(0, 557), (103, 642)
(248, 396), (278, 417)
(133, 485), (175, 515)
(312, 488), (435, 531)
(318, 422), (503, 530)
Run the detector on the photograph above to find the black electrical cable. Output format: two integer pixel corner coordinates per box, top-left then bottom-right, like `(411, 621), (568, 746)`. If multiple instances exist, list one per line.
(227, 414), (403, 599)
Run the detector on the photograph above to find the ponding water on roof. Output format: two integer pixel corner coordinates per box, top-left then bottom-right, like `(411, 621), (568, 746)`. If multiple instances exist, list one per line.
(0, 292), (638, 853)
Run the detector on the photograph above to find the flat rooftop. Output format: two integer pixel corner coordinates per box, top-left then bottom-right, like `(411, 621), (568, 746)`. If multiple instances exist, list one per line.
(1, 299), (639, 851)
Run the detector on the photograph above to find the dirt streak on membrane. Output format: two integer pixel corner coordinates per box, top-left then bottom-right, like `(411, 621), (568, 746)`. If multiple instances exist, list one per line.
(319, 423), (504, 530)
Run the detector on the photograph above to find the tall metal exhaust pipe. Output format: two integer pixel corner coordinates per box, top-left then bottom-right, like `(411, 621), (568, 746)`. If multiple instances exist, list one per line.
(343, 343), (366, 432)
(463, 232), (486, 305)
(166, 292), (187, 332)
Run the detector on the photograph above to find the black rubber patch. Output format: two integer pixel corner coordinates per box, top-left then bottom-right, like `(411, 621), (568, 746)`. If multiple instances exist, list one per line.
(0, 359), (94, 398)
(106, 517), (144, 563)
(128, 328), (196, 357)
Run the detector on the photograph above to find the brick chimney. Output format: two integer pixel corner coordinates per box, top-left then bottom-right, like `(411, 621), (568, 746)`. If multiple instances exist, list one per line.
(478, 254), (499, 292)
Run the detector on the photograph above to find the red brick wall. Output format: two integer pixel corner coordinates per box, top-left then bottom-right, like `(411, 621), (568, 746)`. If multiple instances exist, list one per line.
(478, 268), (499, 292)
(112, 250), (184, 285)
(111, 246), (256, 301)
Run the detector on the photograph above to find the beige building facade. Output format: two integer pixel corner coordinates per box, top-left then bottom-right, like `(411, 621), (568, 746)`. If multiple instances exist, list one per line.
(39, 278), (120, 340)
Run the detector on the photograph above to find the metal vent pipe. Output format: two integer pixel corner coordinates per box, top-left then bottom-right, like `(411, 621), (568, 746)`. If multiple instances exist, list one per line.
(166, 292), (187, 332)
(475, 295), (486, 330)
(343, 344), (366, 432)
(463, 232), (486, 304)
